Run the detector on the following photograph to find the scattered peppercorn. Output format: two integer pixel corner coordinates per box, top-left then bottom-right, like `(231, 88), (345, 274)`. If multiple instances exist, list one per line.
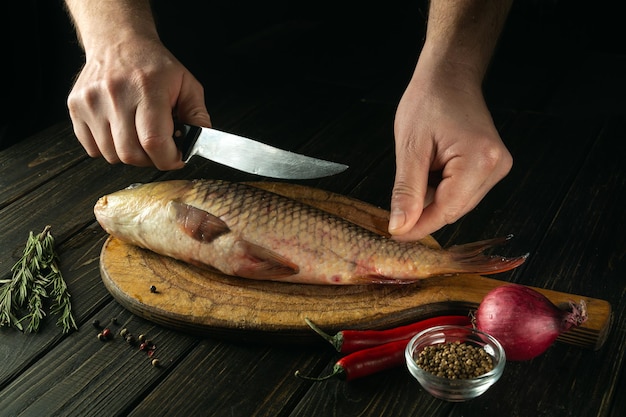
(417, 341), (494, 379)
(95, 323), (163, 366)
(150, 285), (157, 293)
(101, 328), (112, 339)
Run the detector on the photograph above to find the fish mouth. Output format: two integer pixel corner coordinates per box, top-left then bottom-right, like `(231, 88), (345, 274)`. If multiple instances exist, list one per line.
(93, 196), (115, 230)
(94, 196), (108, 215)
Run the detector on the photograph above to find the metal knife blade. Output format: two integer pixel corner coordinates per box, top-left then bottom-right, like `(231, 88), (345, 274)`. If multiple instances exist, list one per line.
(174, 124), (348, 179)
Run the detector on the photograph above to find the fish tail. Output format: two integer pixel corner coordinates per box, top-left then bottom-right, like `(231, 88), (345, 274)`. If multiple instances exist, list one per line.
(446, 235), (529, 275)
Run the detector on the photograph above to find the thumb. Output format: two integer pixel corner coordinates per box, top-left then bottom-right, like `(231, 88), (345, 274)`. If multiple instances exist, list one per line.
(388, 151), (430, 238)
(389, 87), (437, 240)
(389, 177), (426, 238)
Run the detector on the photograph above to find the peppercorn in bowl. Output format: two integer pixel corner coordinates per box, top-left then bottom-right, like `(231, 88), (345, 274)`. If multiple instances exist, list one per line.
(405, 325), (505, 401)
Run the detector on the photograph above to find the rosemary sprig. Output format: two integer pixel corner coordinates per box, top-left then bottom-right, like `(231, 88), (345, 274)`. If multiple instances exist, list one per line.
(49, 262), (78, 333)
(0, 225), (78, 333)
(24, 272), (49, 333)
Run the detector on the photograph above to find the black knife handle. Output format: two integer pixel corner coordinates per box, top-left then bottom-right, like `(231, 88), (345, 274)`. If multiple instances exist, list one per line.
(173, 123), (202, 161)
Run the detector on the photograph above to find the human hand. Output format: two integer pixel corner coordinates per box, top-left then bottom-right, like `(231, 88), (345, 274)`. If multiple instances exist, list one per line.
(388, 61), (513, 241)
(67, 36), (211, 170)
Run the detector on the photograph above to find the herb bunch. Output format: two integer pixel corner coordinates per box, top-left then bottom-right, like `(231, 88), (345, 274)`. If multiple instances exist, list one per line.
(0, 225), (77, 333)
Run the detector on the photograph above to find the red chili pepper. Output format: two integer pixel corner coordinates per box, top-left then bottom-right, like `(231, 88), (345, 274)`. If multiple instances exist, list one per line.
(305, 315), (472, 353)
(295, 339), (408, 382)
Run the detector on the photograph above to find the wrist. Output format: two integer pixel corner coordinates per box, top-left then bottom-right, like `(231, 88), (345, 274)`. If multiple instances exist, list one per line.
(81, 20), (159, 55)
(414, 43), (486, 91)
(82, 30), (160, 64)
(67, 0), (159, 53)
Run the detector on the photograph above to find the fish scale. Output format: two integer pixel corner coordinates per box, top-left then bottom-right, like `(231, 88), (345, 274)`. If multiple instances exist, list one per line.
(94, 179), (528, 285)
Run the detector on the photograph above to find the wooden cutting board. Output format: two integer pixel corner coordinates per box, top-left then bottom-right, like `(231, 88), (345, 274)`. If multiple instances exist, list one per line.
(100, 182), (612, 350)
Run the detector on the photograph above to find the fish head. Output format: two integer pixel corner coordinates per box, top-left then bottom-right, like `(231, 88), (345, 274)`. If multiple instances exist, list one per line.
(94, 183), (150, 234)
(94, 181), (191, 236)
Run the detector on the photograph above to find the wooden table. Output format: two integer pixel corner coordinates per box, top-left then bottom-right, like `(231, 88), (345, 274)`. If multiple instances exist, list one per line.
(1, 11), (625, 417)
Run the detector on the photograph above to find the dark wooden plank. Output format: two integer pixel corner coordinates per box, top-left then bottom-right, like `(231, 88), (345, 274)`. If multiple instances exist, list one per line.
(0, 123), (87, 210)
(290, 367), (457, 416)
(610, 367), (626, 417)
(0, 302), (198, 417)
(127, 341), (330, 417)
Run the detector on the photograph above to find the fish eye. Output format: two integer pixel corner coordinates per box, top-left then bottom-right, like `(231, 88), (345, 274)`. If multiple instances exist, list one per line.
(126, 183), (143, 189)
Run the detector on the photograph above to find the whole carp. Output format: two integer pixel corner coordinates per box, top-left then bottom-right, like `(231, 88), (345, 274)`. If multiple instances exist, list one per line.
(94, 179), (527, 285)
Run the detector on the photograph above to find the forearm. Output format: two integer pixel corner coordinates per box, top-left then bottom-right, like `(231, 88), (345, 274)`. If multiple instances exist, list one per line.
(65, 0), (158, 54)
(421, 0), (513, 85)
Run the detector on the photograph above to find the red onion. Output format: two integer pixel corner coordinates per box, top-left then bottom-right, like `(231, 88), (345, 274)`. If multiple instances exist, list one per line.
(475, 284), (588, 361)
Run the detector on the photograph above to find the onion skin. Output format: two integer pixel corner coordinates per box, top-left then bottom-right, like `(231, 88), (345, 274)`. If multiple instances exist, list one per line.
(475, 284), (588, 361)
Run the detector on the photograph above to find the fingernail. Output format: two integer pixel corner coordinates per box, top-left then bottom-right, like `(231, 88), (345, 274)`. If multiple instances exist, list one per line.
(388, 209), (406, 233)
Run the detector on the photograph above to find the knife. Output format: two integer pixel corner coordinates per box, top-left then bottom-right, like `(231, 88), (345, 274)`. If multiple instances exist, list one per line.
(174, 124), (348, 179)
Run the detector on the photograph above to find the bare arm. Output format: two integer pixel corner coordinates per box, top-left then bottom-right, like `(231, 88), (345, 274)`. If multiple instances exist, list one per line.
(65, 0), (211, 169)
(389, 0), (513, 240)
(423, 0), (512, 84)
(65, 0), (158, 51)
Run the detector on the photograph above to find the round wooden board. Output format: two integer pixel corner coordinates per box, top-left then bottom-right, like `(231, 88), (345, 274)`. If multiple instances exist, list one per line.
(100, 182), (611, 348)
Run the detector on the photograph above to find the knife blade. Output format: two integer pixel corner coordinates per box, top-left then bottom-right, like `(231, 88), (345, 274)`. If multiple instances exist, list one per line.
(174, 124), (348, 179)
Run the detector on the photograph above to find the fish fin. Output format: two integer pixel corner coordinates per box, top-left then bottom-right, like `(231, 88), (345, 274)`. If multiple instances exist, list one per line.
(233, 240), (299, 279)
(447, 235), (529, 274)
(170, 201), (230, 242)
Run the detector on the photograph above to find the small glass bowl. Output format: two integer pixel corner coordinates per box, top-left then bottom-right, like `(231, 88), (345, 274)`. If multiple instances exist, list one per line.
(405, 325), (505, 402)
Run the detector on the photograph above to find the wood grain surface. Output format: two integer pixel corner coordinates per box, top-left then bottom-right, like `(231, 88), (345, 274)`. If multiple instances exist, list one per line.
(100, 182), (611, 349)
